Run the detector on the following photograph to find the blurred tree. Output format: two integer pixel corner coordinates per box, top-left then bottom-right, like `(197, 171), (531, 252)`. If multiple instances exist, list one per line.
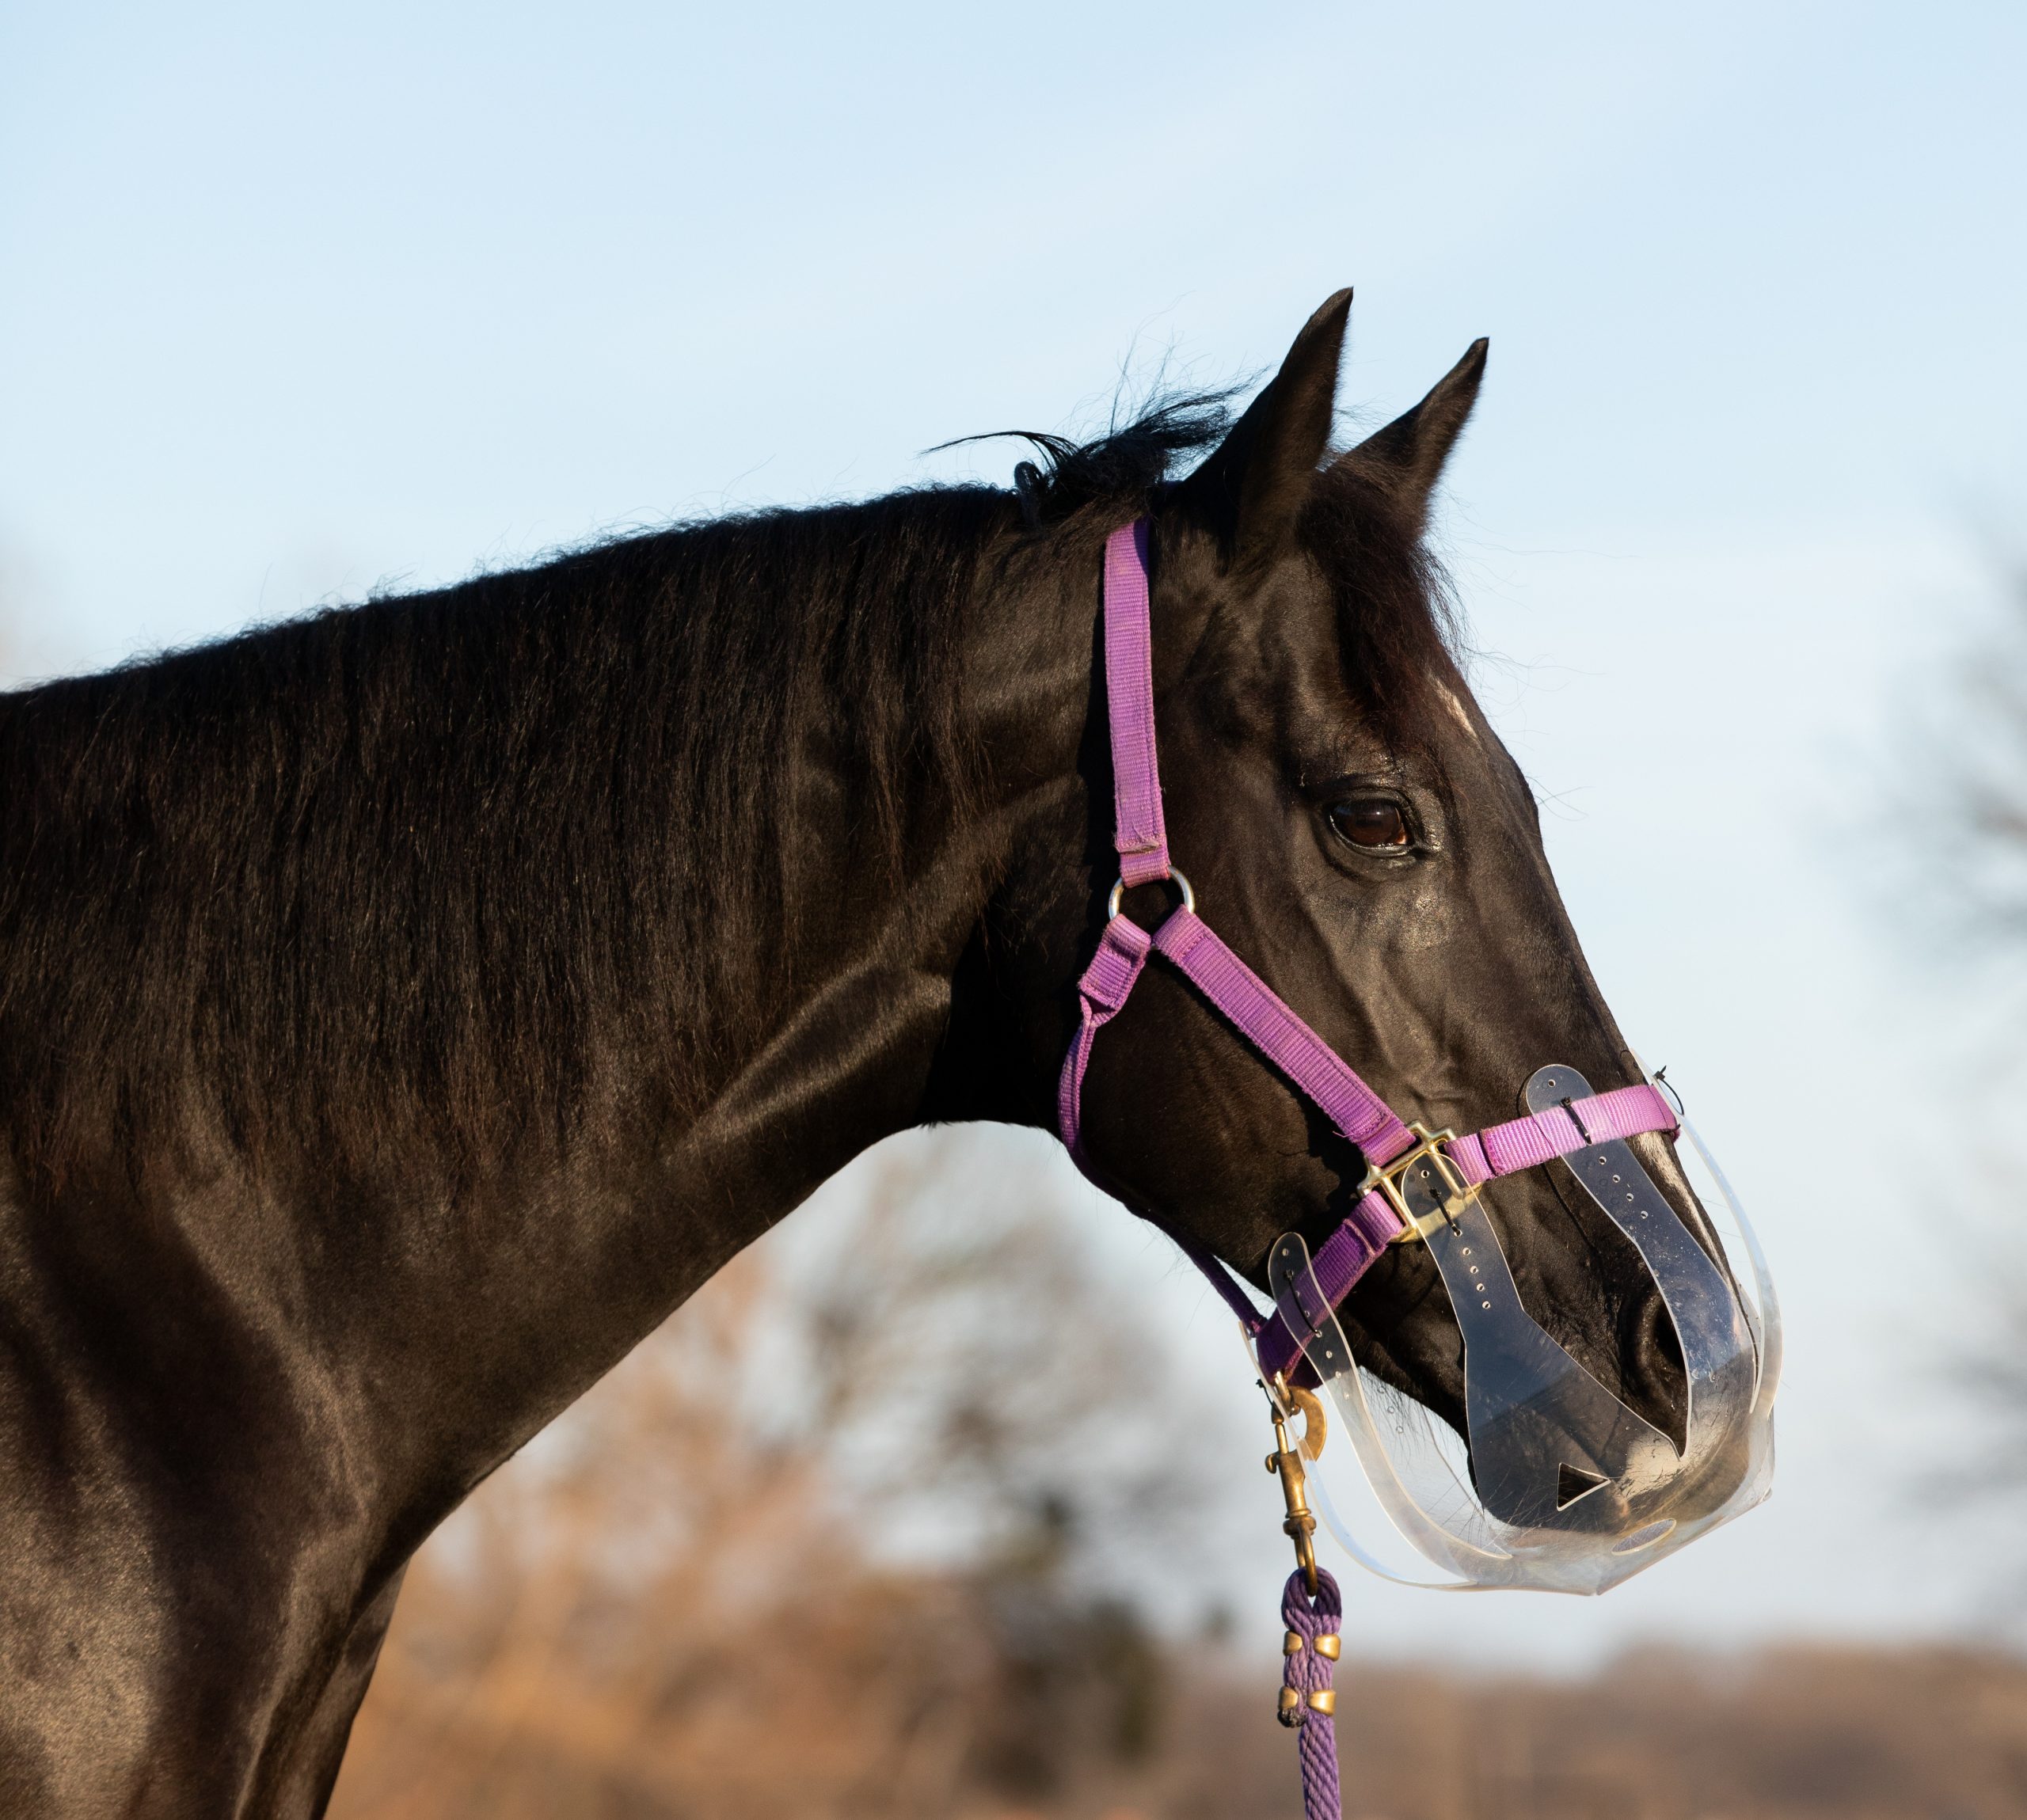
(328, 1129), (1236, 1819)
(1934, 566), (2027, 948)
(1915, 560), (2027, 1564)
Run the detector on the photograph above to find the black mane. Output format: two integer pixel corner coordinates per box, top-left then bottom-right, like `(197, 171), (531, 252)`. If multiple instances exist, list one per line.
(0, 403), (1231, 1188)
(0, 389), (1458, 1190)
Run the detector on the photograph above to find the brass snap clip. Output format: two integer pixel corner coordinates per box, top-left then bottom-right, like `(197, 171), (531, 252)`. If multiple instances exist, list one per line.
(1264, 1378), (1321, 1596)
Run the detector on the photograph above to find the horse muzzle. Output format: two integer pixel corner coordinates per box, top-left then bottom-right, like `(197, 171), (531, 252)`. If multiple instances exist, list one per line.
(1264, 1063), (1778, 1595)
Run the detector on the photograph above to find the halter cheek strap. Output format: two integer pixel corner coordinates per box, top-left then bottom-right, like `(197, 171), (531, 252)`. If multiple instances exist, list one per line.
(1057, 519), (1679, 1384)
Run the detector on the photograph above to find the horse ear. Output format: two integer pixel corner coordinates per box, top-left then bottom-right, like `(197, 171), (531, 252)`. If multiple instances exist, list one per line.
(1182, 289), (1352, 568)
(1336, 339), (1488, 530)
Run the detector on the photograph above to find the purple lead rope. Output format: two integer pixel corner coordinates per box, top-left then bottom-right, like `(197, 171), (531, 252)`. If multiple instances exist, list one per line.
(1281, 1569), (1345, 1820)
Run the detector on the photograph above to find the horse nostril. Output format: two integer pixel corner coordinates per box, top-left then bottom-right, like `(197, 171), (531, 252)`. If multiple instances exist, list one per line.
(1627, 1286), (1687, 1448)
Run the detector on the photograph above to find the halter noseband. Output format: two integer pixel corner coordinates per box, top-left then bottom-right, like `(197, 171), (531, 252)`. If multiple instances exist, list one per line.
(1056, 519), (1678, 1382)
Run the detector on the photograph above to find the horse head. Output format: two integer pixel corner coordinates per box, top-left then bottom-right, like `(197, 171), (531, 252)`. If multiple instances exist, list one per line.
(994, 293), (1772, 1590)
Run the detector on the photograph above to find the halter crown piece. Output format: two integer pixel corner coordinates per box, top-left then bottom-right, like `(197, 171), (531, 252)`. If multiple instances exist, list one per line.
(1056, 519), (1679, 1383)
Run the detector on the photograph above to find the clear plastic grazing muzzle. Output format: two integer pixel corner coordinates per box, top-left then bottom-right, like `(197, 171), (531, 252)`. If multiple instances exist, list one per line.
(1264, 1064), (1778, 1595)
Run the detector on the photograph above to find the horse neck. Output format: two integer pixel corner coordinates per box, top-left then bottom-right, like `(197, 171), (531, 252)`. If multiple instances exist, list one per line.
(0, 512), (1097, 1598)
(276, 526), (1092, 1548)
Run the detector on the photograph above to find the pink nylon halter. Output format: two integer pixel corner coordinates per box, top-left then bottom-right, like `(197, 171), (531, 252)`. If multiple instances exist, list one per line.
(1058, 519), (1678, 1381)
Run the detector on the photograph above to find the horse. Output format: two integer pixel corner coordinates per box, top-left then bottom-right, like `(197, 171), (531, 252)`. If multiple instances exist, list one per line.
(0, 291), (1700, 1815)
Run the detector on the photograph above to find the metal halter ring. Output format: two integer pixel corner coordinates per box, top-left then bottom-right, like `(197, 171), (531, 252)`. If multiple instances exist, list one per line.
(1107, 868), (1195, 921)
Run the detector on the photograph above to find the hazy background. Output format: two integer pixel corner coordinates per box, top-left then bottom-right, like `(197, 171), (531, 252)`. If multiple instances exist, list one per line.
(6, 0), (2027, 1678)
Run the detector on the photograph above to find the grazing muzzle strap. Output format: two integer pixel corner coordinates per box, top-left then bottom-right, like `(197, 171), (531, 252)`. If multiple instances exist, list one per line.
(1057, 519), (1678, 1381)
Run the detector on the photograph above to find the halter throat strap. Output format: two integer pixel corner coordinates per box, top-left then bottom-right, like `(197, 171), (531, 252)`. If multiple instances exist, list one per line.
(1057, 519), (1678, 1381)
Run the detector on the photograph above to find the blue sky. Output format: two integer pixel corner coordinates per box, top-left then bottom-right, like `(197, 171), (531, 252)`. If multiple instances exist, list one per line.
(6, 0), (2026, 1665)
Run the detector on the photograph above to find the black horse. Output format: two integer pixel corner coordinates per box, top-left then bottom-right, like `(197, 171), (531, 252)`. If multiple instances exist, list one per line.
(0, 292), (1687, 1814)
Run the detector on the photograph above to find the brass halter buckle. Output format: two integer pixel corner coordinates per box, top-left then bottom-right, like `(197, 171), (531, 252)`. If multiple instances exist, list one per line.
(1363, 1121), (1480, 1244)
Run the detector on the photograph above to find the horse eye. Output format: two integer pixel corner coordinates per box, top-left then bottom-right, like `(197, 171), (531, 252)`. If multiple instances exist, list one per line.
(1326, 799), (1410, 849)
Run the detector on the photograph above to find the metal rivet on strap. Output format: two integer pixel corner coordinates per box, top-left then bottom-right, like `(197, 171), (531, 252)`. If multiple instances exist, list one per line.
(1306, 1689), (1337, 1716)
(1283, 1630), (1306, 1656)
(1314, 1633), (1341, 1660)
